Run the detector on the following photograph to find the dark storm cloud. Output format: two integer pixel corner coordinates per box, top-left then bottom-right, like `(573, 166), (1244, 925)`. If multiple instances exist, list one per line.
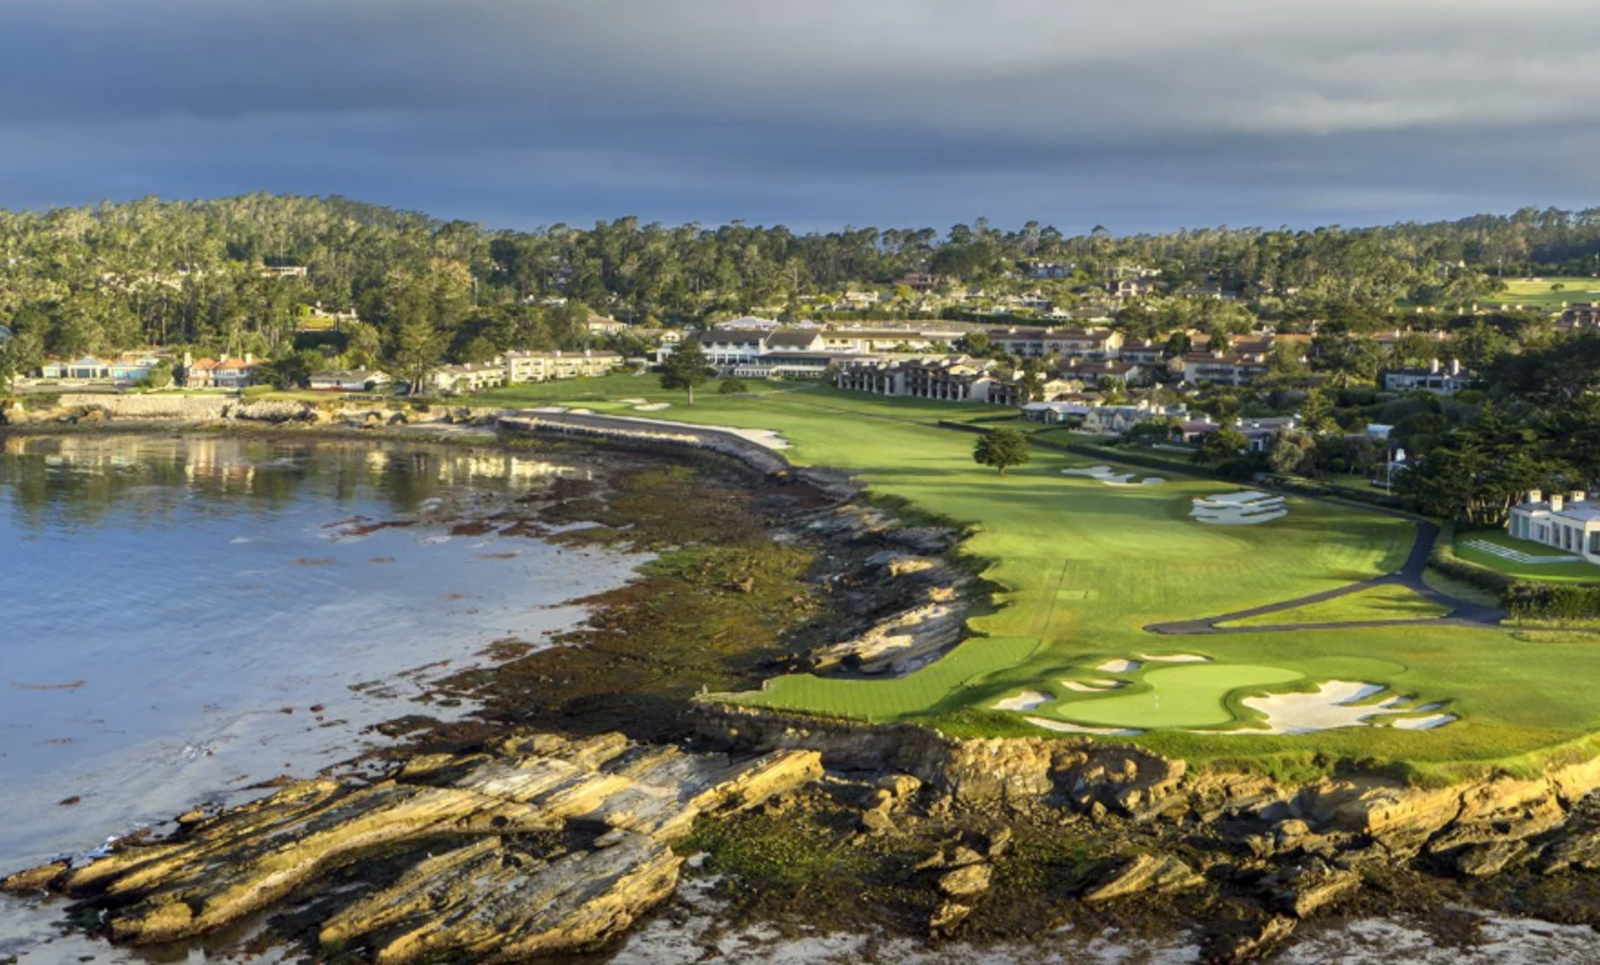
(2, 0), (1599, 230)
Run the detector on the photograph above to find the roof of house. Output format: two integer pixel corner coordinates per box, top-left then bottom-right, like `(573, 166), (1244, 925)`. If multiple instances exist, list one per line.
(764, 330), (822, 350)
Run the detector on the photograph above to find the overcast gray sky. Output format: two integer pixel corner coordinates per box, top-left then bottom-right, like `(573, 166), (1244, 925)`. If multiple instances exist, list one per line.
(3, 0), (1598, 232)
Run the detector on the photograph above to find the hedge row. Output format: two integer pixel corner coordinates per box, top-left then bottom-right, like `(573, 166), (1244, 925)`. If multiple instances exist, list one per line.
(1505, 582), (1600, 620)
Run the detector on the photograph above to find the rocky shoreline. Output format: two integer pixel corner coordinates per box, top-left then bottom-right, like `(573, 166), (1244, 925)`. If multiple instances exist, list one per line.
(8, 403), (1600, 962)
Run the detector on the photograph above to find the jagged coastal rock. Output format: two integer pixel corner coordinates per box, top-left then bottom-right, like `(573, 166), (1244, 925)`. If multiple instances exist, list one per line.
(3, 733), (821, 963)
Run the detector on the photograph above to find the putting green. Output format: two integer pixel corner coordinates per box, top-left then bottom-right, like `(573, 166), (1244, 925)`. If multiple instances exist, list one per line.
(1043, 664), (1305, 729)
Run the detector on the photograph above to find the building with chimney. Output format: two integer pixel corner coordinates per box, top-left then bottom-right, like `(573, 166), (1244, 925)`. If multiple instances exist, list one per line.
(1508, 489), (1600, 563)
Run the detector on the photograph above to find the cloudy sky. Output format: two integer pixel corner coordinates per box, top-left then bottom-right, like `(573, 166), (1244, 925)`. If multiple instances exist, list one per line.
(3, 0), (1598, 233)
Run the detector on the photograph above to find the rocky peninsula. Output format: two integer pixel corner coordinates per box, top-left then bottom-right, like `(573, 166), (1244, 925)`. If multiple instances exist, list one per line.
(7, 396), (1600, 963)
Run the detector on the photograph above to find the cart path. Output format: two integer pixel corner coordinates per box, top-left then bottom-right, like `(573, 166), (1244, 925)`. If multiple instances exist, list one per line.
(1145, 512), (1507, 635)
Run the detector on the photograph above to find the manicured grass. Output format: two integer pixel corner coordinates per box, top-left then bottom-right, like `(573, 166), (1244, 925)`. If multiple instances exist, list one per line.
(1454, 529), (1600, 584)
(1422, 569), (1504, 609)
(1219, 585), (1452, 628)
(1486, 276), (1600, 308)
(477, 378), (1600, 779)
(1042, 664), (1306, 729)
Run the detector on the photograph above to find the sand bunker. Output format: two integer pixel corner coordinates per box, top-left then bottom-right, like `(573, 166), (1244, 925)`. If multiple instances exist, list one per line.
(1139, 653), (1210, 663)
(1095, 659), (1143, 674)
(1063, 465), (1165, 486)
(633, 402), (673, 411)
(1023, 717), (1143, 737)
(1191, 490), (1288, 526)
(1391, 714), (1459, 730)
(993, 690), (1051, 712)
(1236, 680), (1457, 735)
(1060, 679), (1126, 692)
(619, 398), (648, 404)
(527, 406), (568, 414)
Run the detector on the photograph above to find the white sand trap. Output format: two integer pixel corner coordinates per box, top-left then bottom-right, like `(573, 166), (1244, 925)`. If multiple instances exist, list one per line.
(527, 405), (568, 414)
(1059, 679), (1127, 692)
(1191, 490), (1289, 526)
(620, 398), (648, 404)
(569, 407), (595, 415)
(1139, 653), (1210, 663)
(993, 690), (1051, 712)
(1024, 716), (1143, 737)
(1095, 659), (1143, 674)
(1062, 465), (1163, 486)
(634, 402), (673, 411)
(1390, 714), (1459, 730)
(1236, 681), (1458, 735)
(1197, 490), (1275, 506)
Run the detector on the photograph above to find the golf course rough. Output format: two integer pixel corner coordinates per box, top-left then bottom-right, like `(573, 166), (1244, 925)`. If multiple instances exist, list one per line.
(468, 379), (1600, 778)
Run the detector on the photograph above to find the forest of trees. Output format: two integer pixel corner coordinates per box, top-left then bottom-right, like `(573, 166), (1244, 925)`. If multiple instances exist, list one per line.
(6, 195), (1600, 379)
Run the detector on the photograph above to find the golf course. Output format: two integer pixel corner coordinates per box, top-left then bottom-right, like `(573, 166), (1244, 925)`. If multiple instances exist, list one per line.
(472, 376), (1600, 781)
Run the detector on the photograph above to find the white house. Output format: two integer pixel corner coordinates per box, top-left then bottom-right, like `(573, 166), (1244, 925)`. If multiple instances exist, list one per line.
(1508, 490), (1600, 563)
(309, 370), (391, 392)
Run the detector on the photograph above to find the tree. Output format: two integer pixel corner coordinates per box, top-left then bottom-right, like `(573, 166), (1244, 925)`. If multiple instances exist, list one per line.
(660, 341), (711, 405)
(718, 377), (748, 395)
(973, 427), (1030, 475)
(1192, 427), (1249, 466)
(0, 329), (42, 391)
(961, 331), (992, 357)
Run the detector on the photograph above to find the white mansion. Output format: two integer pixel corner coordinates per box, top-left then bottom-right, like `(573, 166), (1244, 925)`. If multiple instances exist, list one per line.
(1508, 490), (1600, 562)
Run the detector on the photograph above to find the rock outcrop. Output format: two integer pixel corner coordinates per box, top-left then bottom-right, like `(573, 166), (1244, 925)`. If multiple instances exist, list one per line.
(3, 733), (821, 963)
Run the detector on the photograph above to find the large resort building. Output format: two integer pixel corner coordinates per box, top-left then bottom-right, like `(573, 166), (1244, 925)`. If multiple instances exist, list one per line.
(1509, 490), (1600, 562)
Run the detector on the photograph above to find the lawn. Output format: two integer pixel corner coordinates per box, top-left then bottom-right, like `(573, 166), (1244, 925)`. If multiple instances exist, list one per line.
(1218, 585), (1452, 628)
(475, 377), (1600, 779)
(1485, 276), (1600, 309)
(1454, 529), (1600, 584)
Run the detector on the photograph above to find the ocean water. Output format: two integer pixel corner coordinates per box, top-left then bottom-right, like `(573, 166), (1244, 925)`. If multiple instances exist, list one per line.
(0, 434), (643, 907)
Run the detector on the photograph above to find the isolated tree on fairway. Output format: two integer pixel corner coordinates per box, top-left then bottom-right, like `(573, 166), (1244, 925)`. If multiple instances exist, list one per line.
(974, 427), (1030, 475)
(661, 341), (711, 405)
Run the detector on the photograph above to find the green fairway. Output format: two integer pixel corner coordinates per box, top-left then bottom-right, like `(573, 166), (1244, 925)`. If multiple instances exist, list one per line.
(474, 378), (1600, 779)
(1487, 276), (1600, 308)
(1455, 529), (1600, 584)
(1219, 585), (1452, 627)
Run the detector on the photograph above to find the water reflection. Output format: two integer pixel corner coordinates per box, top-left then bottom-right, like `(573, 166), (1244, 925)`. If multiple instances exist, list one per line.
(0, 434), (591, 530)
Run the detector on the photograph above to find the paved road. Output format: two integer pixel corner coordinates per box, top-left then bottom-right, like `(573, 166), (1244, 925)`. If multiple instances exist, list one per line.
(1145, 506), (1506, 635)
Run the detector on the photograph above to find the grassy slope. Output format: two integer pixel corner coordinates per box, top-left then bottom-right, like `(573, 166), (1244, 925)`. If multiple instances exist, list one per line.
(1455, 529), (1600, 584)
(1219, 585), (1452, 627)
(474, 378), (1600, 778)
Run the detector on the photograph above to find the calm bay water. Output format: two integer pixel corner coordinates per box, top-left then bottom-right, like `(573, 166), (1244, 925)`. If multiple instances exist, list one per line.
(0, 434), (644, 954)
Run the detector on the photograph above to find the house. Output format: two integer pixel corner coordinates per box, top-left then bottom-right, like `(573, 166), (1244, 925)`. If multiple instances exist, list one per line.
(308, 370), (391, 392)
(1119, 339), (1169, 366)
(504, 350), (622, 383)
(260, 265), (309, 279)
(1508, 490), (1600, 564)
(1080, 400), (1190, 436)
(1236, 416), (1299, 453)
(762, 330), (826, 354)
(1057, 359), (1146, 387)
(1181, 350), (1271, 387)
(1024, 262), (1075, 280)
(1381, 358), (1470, 395)
(427, 360), (507, 395)
(182, 353), (260, 389)
(1177, 420), (1221, 443)
(1021, 401), (1093, 423)
(39, 353), (163, 385)
(816, 326), (960, 354)
(895, 272), (952, 292)
(1044, 328), (1123, 359)
(585, 316), (628, 336)
(987, 326), (1052, 358)
(1108, 278), (1156, 299)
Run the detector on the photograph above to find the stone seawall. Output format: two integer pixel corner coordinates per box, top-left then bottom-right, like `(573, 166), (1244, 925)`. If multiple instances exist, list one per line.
(498, 413), (792, 476)
(55, 393), (232, 421)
